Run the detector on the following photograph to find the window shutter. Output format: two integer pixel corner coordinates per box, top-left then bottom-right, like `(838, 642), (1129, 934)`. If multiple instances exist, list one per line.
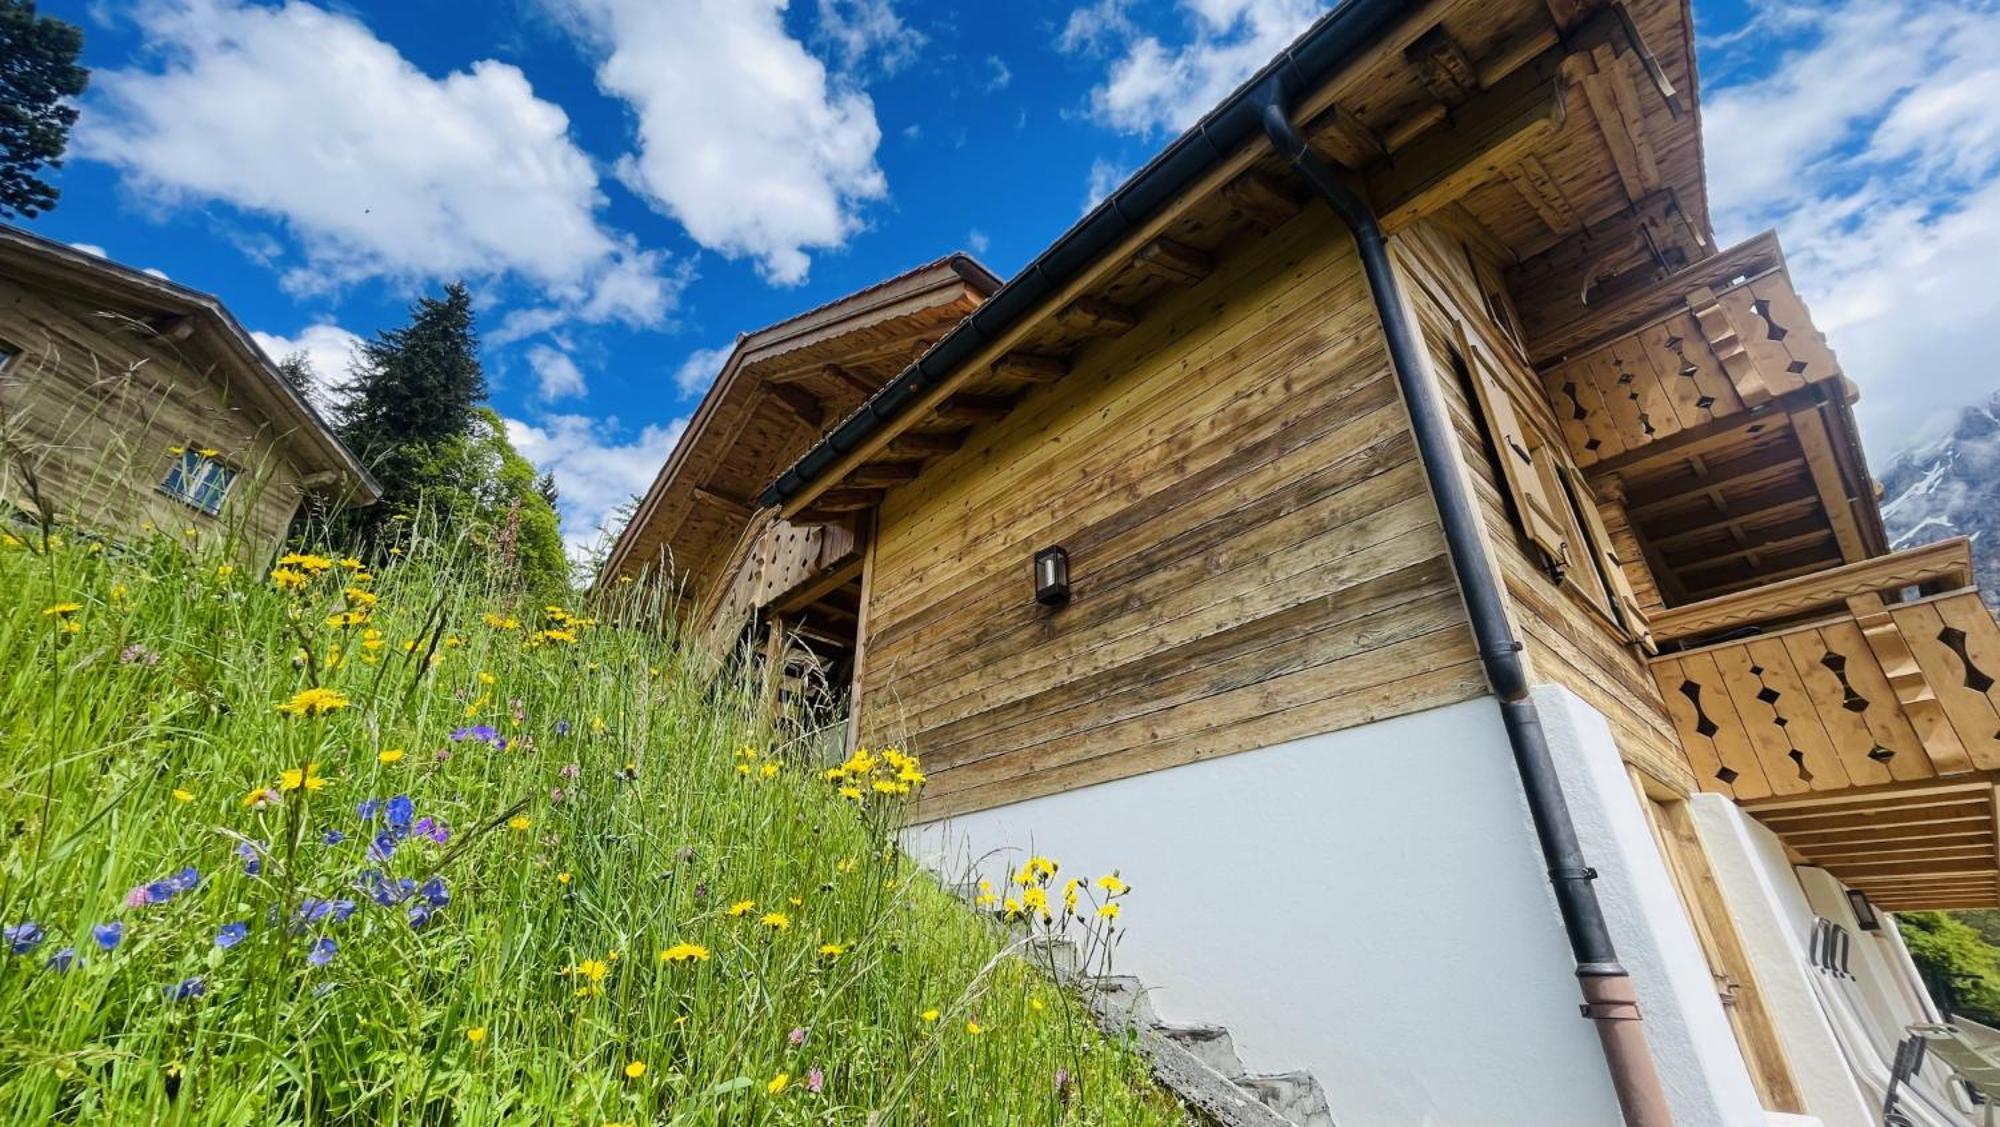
(1565, 465), (1657, 653)
(1454, 320), (1574, 575)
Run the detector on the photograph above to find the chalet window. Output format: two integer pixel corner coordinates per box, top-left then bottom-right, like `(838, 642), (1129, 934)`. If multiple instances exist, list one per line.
(160, 448), (238, 516)
(0, 341), (18, 374)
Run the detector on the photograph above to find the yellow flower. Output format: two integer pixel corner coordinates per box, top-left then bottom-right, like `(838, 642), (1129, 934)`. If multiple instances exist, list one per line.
(623, 1060), (646, 1080)
(340, 557), (363, 570)
(508, 815), (532, 832)
(818, 942), (846, 958)
(921, 1008), (940, 1023)
(590, 717), (607, 733)
(766, 1072), (789, 1096)
(1031, 996), (1046, 1013)
(1096, 873), (1130, 896)
(269, 567), (308, 592)
(482, 613), (520, 630)
(839, 785), (862, 801)
(242, 787), (280, 810)
(344, 587), (378, 607)
(1097, 902), (1122, 920)
(41, 602), (82, 617)
(216, 564), (235, 579)
(477, 671), (496, 685)
(736, 764), (751, 776)
(974, 880), (996, 908)
(573, 959), (608, 982)
(277, 687), (349, 716)
(539, 628), (577, 644)
(759, 912), (790, 931)
(197, 447), (219, 458)
(377, 748), (405, 764)
(168, 444), (186, 455)
(278, 762), (327, 793)
(1013, 856), (1058, 886)
(727, 900), (756, 917)
(659, 942), (710, 963)
(172, 788), (194, 803)
(758, 762), (780, 780)
(325, 610), (371, 629)
(278, 552), (334, 573)
(557, 871), (572, 885)
(465, 1026), (487, 1043)
(965, 1020), (983, 1035)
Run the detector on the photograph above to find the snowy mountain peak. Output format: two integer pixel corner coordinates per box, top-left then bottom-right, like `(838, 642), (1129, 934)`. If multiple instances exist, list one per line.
(1878, 391), (2000, 606)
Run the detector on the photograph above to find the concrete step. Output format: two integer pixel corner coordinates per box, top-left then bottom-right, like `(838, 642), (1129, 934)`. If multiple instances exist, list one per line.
(1158, 1022), (1246, 1079)
(1239, 1070), (1337, 1127)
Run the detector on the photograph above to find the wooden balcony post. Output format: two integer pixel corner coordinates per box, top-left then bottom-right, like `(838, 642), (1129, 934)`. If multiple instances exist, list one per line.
(1846, 593), (1973, 774)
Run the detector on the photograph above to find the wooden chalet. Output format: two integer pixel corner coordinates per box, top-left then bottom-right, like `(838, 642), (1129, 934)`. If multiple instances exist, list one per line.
(0, 225), (378, 558)
(611, 1), (1994, 1120)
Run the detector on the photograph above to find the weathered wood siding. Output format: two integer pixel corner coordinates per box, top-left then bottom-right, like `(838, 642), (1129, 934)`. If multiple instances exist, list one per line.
(1392, 221), (1692, 791)
(0, 278), (313, 559)
(859, 207), (1487, 818)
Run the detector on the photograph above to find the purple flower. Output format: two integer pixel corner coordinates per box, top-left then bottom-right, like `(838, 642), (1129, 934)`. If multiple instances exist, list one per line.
(215, 922), (247, 949)
(307, 937), (336, 967)
(807, 1067), (824, 1094)
(559, 762), (580, 780)
(385, 795), (414, 832)
(413, 816), (450, 845)
(419, 876), (449, 908)
(5, 922), (45, 955)
(450, 725), (497, 745)
(119, 642), (160, 666)
(321, 828), (346, 846)
(92, 922), (123, 950)
(788, 1026), (808, 1047)
(166, 976), (205, 1002)
(236, 840), (263, 876)
(46, 946), (78, 972)
(123, 885), (152, 909)
(359, 870), (415, 907)
(357, 798), (383, 821)
(294, 897), (358, 930)
(407, 901), (435, 930)
(550, 786), (566, 805)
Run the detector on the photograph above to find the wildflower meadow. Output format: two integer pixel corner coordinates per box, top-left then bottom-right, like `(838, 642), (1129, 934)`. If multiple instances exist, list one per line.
(0, 514), (1182, 1124)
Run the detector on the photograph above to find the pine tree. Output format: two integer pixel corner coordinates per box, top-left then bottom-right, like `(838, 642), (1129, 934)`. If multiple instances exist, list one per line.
(0, 1), (90, 219)
(536, 470), (560, 510)
(275, 350), (317, 400)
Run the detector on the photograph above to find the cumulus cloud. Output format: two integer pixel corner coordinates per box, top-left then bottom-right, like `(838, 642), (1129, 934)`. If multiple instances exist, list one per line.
(70, 243), (108, 258)
(526, 344), (588, 401)
(251, 321), (364, 410)
(77, 0), (681, 327)
(816, 0), (926, 75)
(501, 412), (687, 558)
(673, 343), (734, 399)
(548, 0), (891, 286)
(1700, 0), (2000, 458)
(1068, 0), (1323, 135)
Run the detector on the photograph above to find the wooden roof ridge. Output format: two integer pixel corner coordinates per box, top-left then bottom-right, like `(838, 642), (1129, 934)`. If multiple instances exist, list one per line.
(598, 253), (999, 583)
(0, 221), (381, 502)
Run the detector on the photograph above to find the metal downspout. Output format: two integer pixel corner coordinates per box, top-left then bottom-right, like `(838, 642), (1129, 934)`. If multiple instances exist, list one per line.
(1255, 86), (1673, 1126)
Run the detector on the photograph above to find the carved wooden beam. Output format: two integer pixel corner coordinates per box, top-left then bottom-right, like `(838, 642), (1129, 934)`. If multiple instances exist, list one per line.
(1055, 297), (1138, 338)
(1221, 170), (1303, 231)
(931, 394), (1015, 425)
(767, 384), (825, 429)
(820, 363), (878, 399)
(805, 488), (885, 513)
(1848, 592), (1974, 774)
(990, 353), (1068, 384)
(1406, 25), (1479, 108)
(691, 485), (753, 516)
(1579, 44), (1660, 202)
(1687, 284), (1769, 408)
(882, 430), (965, 459)
(1132, 238), (1213, 286)
(846, 462), (921, 488)
(1367, 45), (1568, 232)
(1789, 406), (1869, 563)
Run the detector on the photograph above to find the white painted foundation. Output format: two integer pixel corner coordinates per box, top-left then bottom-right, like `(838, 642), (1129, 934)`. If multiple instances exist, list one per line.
(907, 696), (1629, 1125)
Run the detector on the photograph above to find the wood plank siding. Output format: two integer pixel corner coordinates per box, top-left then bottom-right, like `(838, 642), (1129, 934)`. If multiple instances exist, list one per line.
(0, 277), (317, 558)
(859, 207), (1486, 818)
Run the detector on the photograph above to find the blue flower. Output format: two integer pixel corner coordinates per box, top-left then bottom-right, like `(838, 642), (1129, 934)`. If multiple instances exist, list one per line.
(321, 828), (346, 846)
(294, 897), (359, 930)
(554, 719), (571, 736)
(215, 922), (248, 950)
(413, 816), (450, 845)
(166, 976), (206, 1001)
(357, 798), (383, 821)
(236, 840), (263, 876)
(5, 921), (44, 955)
(141, 865), (201, 906)
(385, 794), (414, 833)
(419, 876), (450, 907)
(307, 937), (336, 967)
(367, 832), (398, 863)
(450, 724), (496, 743)
(407, 902), (434, 930)
(45, 946), (78, 972)
(91, 921), (123, 951)
(359, 870), (415, 907)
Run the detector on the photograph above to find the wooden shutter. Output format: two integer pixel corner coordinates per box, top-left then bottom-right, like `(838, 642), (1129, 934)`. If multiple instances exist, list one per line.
(1454, 319), (1574, 575)
(1565, 464), (1657, 652)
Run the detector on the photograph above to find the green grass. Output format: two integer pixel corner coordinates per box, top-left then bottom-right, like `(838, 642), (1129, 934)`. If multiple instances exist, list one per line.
(0, 515), (1182, 1125)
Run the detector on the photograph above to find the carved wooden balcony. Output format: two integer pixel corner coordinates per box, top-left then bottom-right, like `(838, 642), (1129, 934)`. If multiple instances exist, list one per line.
(1647, 539), (2000, 909)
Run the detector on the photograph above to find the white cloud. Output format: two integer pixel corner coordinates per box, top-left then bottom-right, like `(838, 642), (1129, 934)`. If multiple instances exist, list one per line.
(985, 55), (1012, 91)
(251, 321), (364, 410)
(70, 242), (108, 258)
(78, 0), (680, 326)
(816, 0), (926, 75)
(527, 344), (588, 401)
(501, 412), (687, 558)
(1073, 0), (1324, 135)
(673, 343), (734, 399)
(1082, 157), (1130, 213)
(967, 228), (991, 256)
(1700, 0), (2000, 459)
(550, 0), (890, 286)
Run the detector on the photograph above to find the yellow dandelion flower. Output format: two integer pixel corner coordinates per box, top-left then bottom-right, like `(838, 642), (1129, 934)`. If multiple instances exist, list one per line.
(839, 785), (862, 801)
(377, 748), (405, 764)
(340, 557), (362, 570)
(659, 942), (711, 963)
(965, 1020), (983, 1035)
(41, 602), (82, 617)
(278, 762), (326, 793)
(557, 871), (572, 885)
(277, 687), (349, 716)
(1097, 902), (1122, 920)
(759, 912), (790, 931)
(623, 1060), (646, 1080)
(921, 1008), (941, 1023)
(574, 959), (608, 982)
(197, 447), (219, 458)
(269, 567), (308, 592)
(477, 671), (496, 685)
(466, 1026), (487, 1043)
(278, 552), (334, 573)
(216, 564), (235, 579)
(172, 788), (194, 803)
(727, 900), (756, 917)
(1096, 873), (1130, 896)
(1031, 996), (1046, 1012)
(818, 942), (846, 958)
(759, 762), (780, 780)
(766, 1072), (789, 1096)
(344, 587), (378, 607)
(508, 815), (532, 832)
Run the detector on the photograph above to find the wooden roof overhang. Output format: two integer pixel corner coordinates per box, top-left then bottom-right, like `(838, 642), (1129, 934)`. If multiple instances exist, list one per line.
(600, 255), (998, 606)
(1532, 232), (1888, 605)
(0, 223), (380, 502)
(762, 0), (1709, 521)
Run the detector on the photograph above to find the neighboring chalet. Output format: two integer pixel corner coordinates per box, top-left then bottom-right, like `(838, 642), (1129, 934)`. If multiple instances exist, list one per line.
(0, 226), (376, 558)
(608, 1), (1996, 1123)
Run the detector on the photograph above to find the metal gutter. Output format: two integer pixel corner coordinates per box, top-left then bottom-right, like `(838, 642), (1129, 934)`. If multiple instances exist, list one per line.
(1254, 78), (1673, 1127)
(758, 0), (1415, 510)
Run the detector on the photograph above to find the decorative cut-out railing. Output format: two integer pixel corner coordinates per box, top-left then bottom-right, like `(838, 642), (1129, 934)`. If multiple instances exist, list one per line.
(1648, 540), (2000, 801)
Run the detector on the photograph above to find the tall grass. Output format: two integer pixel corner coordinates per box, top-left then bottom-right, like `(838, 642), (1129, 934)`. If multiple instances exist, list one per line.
(0, 510), (1180, 1125)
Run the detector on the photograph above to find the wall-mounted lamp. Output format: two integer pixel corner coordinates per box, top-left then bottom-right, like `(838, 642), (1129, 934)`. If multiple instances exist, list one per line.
(1845, 889), (1880, 931)
(1034, 545), (1070, 606)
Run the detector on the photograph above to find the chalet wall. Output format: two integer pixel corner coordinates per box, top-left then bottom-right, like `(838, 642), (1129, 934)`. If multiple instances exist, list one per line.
(1391, 220), (1693, 792)
(0, 278), (311, 559)
(859, 206), (1486, 818)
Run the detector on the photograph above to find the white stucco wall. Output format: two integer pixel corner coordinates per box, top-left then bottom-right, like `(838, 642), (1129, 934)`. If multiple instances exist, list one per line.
(905, 696), (1627, 1126)
(1532, 684), (1769, 1125)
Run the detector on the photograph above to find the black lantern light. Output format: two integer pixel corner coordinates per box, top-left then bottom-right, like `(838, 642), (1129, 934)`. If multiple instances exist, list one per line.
(1845, 889), (1880, 931)
(1034, 545), (1071, 606)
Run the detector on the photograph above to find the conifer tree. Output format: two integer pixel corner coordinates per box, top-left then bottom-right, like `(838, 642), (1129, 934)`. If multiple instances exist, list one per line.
(275, 350), (317, 400)
(336, 283), (484, 528)
(0, 0), (89, 219)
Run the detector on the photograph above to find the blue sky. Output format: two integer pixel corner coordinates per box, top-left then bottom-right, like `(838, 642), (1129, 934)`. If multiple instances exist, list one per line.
(24, 0), (2000, 554)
